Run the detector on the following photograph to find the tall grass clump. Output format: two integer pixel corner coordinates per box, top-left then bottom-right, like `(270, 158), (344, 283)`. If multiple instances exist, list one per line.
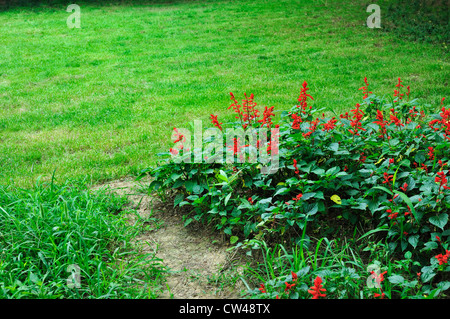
(0, 178), (166, 298)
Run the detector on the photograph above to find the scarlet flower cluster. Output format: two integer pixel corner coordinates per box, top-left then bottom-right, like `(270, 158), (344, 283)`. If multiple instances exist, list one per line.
(307, 276), (326, 299)
(293, 159), (299, 175)
(427, 147), (435, 161)
(296, 81), (314, 111)
(302, 118), (320, 138)
(210, 114), (223, 131)
(258, 106), (275, 129)
(228, 92), (260, 129)
(373, 110), (388, 139)
(382, 172), (393, 185)
(436, 171), (450, 191)
(170, 127), (187, 155)
(429, 106), (450, 141)
(435, 250), (450, 265)
(358, 77), (372, 99)
(322, 117), (338, 132)
(389, 108), (404, 127)
(348, 103), (366, 136)
(393, 77), (404, 102)
(371, 270), (388, 299)
(291, 113), (302, 130)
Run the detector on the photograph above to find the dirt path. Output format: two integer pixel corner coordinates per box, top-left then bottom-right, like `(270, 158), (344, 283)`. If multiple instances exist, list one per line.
(94, 178), (246, 299)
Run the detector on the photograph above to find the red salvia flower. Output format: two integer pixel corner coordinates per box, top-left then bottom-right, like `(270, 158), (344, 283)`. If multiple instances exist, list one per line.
(374, 292), (386, 299)
(284, 282), (296, 293)
(258, 106), (275, 129)
(435, 250), (450, 265)
(173, 127), (186, 144)
(348, 103), (366, 136)
(259, 284), (266, 293)
(388, 210), (399, 220)
(435, 171), (450, 191)
(382, 172), (393, 185)
(291, 271), (298, 282)
(427, 147), (435, 160)
(297, 81), (314, 111)
(291, 113), (302, 129)
(394, 77), (404, 102)
(322, 117), (338, 132)
(302, 118), (320, 138)
(308, 276), (326, 299)
(293, 194), (303, 201)
(340, 111), (349, 119)
(358, 77), (373, 99)
(210, 114), (223, 131)
(293, 159), (299, 175)
(400, 182), (408, 192)
(389, 109), (404, 127)
(373, 110), (389, 139)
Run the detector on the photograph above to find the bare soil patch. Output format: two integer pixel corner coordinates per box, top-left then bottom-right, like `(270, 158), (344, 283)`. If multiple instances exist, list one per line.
(93, 178), (247, 299)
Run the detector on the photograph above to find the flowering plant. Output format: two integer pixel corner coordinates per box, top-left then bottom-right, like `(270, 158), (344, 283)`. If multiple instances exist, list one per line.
(141, 77), (449, 298)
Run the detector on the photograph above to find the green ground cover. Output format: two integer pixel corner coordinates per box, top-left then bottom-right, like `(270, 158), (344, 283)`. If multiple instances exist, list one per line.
(0, 0), (448, 187)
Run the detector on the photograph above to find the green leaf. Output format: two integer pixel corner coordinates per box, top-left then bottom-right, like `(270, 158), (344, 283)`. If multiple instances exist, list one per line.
(420, 266), (436, 283)
(394, 191), (421, 224)
(305, 203), (318, 216)
(230, 236), (239, 244)
(328, 142), (339, 152)
(312, 167), (325, 175)
(174, 193), (185, 206)
(429, 214), (448, 230)
(259, 197), (273, 205)
(274, 187), (289, 197)
(184, 218), (193, 227)
(301, 193), (316, 201)
(408, 235), (419, 249)
(357, 225), (388, 241)
(372, 186), (393, 196)
(184, 180), (196, 192)
(388, 275), (405, 284)
(422, 241), (438, 251)
(217, 170), (228, 182)
(192, 184), (203, 194)
(224, 192), (232, 206)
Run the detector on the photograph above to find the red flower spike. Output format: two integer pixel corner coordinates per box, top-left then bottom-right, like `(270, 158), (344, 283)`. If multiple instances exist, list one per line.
(291, 271), (298, 282)
(259, 284), (266, 293)
(293, 159), (299, 175)
(258, 106), (275, 129)
(427, 147), (435, 160)
(400, 182), (408, 192)
(322, 117), (338, 132)
(358, 77), (373, 99)
(308, 276), (326, 299)
(435, 250), (450, 265)
(210, 114), (223, 131)
(284, 282), (296, 293)
(435, 171), (450, 191)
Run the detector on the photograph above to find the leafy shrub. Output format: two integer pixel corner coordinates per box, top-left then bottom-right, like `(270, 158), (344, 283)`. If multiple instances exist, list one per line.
(142, 76), (449, 298)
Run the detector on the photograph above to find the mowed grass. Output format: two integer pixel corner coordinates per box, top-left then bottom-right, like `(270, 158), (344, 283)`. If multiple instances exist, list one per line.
(0, 0), (448, 187)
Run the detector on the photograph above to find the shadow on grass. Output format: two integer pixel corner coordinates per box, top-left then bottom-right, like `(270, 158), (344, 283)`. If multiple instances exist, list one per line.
(0, 0), (203, 11)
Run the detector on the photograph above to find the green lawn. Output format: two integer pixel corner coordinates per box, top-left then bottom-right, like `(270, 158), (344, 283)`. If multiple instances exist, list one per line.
(0, 0), (448, 187)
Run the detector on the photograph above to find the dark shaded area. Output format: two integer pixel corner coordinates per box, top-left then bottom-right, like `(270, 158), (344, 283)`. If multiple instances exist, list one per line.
(0, 0), (193, 11)
(380, 0), (449, 44)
